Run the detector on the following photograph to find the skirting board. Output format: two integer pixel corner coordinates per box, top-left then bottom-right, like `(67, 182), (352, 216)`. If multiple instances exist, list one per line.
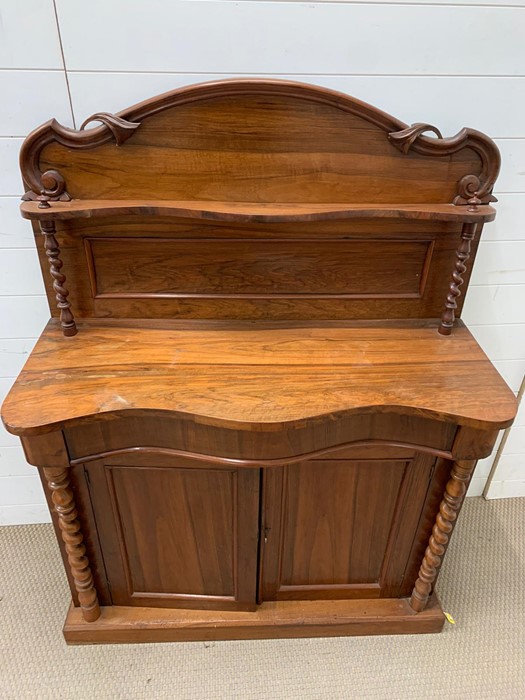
(63, 593), (445, 644)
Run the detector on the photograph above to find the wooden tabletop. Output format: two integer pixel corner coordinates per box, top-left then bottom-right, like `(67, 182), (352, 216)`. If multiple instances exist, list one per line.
(1, 319), (516, 436)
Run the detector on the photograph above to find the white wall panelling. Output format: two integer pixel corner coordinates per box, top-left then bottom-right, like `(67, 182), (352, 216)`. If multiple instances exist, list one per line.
(471, 242), (525, 286)
(0, 1), (63, 70)
(54, 2), (525, 75)
(0, 504), (50, 526)
(0, 250), (46, 297)
(0, 475), (47, 508)
(218, 1), (525, 6)
(0, 70), (73, 136)
(0, 296), (49, 340)
(0, 139), (25, 195)
(1, 0), (524, 524)
(470, 324), (525, 361)
(0, 446), (37, 478)
(0, 198), (36, 248)
(503, 426), (525, 454)
(492, 361), (525, 393)
(513, 398), (525, 427)
(492, 453), (525, 482)
(493, 140), (525, 194)
(65, 73), (525, 139)
(0, 339), (39, 378)
(485, 379), (525, 498)
(462, 285), (525, 326)
(468, 478), (490, 498)
(0, 428), (21, 450)
(485, 480), (525, 498)
(483, 195), (525, 242)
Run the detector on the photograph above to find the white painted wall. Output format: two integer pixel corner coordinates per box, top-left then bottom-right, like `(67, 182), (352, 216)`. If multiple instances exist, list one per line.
(0, 0), (523, 524)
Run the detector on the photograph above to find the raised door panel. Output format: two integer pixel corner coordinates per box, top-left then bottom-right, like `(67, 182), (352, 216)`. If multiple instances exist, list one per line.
(84, 456), (260, 611)
(259, 452), (437, 601)
(86, 236), (431, 298)
(42, 217), (472, 322)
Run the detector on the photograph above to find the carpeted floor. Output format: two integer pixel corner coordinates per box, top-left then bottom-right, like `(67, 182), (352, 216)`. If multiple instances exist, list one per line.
(0, 497), (524, 700)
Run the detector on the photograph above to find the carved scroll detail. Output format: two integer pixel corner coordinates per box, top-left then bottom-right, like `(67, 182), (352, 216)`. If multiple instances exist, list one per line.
(22, 170), (70, 202)
(388, 123), (500, 205)
(79, 112), (140, 145)
(43, 466), (100, 622)
(439, 222), (477, 335)
(41, 220), (77, 337)
(20, 114), (140, 200)
(410, 459), (475, 612)
(388, 123), (443, 153)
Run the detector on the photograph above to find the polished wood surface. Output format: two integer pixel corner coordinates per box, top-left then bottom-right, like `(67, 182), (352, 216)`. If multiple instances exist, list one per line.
(31, 215), (487, 323)
(40, 220), (77, 336)
(20, 200), (497, 224)
(21, 80), (499, 206)
(60, 413), (461, 463)
(21, 79), (501, 328)
(87, 236), (431, 298)
(43, 465), (100, 622)
(1, 319), (516, 437)
(4, 79), (516, 643)
(63, 593), (445, 644)
(410, 459), (476, 611)
(83, 452), (260, 611)
(439, 223), (477, 335)
(259, 452), (438, 601)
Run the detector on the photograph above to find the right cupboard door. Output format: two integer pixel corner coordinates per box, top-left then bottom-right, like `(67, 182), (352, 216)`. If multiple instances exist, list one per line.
(259, 449), (447, 602)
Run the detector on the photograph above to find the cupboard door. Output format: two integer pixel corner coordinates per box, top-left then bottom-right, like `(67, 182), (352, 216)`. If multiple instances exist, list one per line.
(84, 454), (260, 611)
(259, 452), (437, 602)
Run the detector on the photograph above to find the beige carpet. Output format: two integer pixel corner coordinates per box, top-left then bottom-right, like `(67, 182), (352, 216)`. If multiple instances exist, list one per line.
(0, 497), (524, 700)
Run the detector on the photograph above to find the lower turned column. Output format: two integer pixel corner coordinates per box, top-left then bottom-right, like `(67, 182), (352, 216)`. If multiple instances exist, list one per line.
(410, 459), (476, 612)
(43, 466), (100, 622)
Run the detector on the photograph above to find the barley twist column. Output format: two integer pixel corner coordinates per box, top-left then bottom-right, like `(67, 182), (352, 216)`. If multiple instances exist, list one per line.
(439, 222), (477, 335)
(410, 459), (476, 612)
(40, 220), (78, 337)
(43, 466), (100, 622)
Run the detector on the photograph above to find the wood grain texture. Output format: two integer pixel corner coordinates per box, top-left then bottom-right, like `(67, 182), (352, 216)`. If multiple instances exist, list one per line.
(31, 215), (486, 323)
(259, 455), (438, 601)
(61, 414), (460, 464)
(272, 460), (405, 589)
(1, 320), (516, 437)
(20, 200), (497, 224)
(18, 79), (500, 332)
(6, 79), (514, 642)
(19, 79), (499, 206)
(83, 454), (260, 611)
(62, 593), (445, 644)
(86, 236), (431, 299)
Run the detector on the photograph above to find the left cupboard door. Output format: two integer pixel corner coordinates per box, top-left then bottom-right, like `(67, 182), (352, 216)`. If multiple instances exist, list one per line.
(82, 454), (261, 611)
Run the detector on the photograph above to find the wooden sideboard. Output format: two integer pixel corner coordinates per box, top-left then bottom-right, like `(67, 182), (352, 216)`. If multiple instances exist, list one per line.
(1, 79), (517, 644)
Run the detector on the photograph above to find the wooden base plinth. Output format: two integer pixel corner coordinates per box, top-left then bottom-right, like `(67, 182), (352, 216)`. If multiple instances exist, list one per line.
(63, 593), (444, 644)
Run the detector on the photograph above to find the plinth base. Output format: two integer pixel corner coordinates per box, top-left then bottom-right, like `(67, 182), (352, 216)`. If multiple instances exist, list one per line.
(63, 593), (444, 644)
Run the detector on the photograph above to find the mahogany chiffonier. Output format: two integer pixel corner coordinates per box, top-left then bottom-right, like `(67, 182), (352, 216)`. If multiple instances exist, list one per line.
(1, 80), (517, 644)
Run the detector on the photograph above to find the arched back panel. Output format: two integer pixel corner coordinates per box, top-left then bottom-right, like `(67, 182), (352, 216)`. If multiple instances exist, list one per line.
(21, 80), (499, 205)
(19, 80), (500, 325)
